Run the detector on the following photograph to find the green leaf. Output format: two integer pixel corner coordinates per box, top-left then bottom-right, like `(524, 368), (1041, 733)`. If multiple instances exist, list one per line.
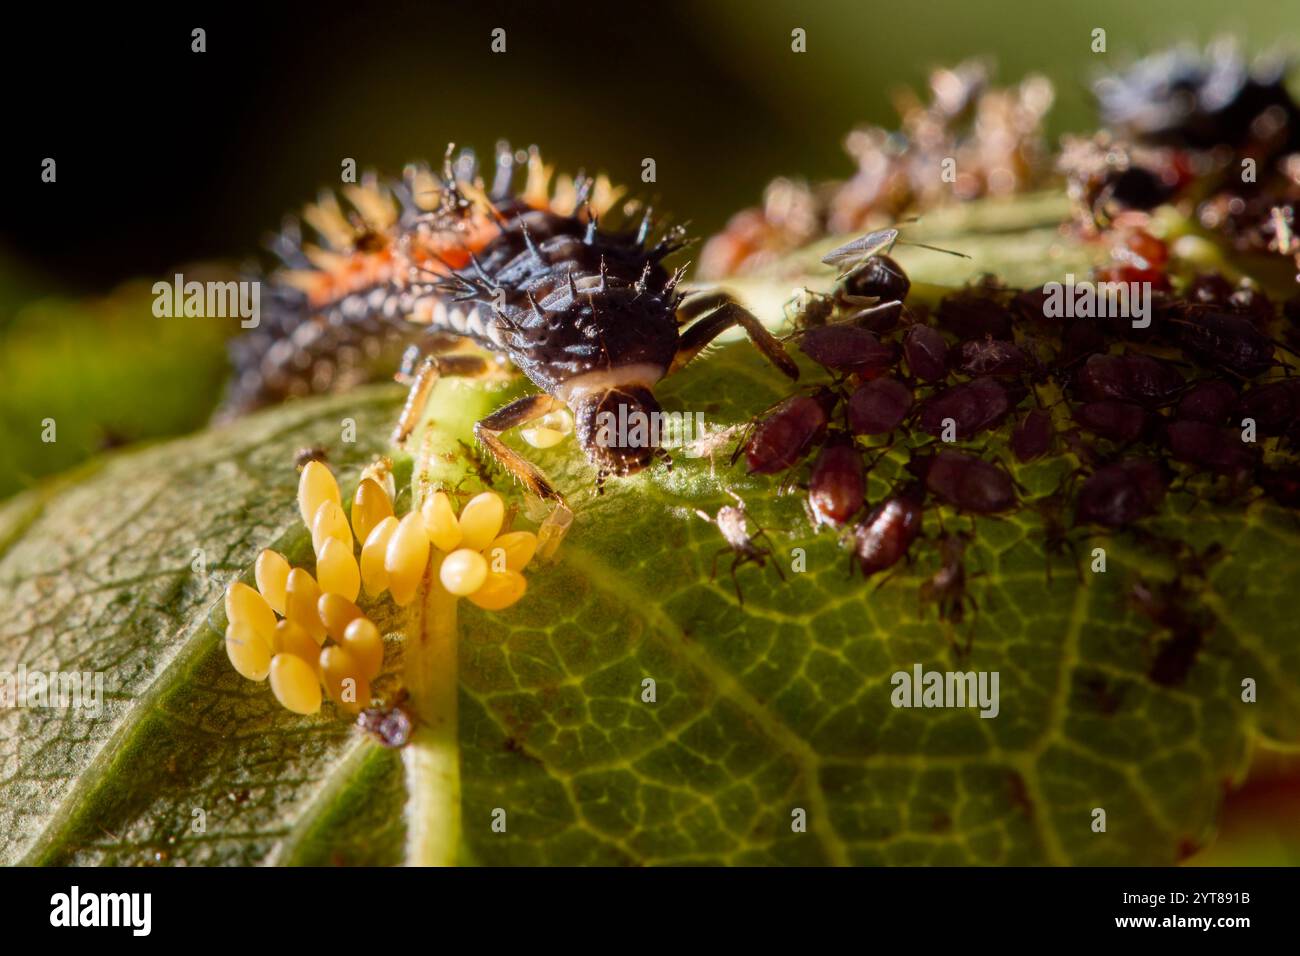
(2, 194), (1295, 866)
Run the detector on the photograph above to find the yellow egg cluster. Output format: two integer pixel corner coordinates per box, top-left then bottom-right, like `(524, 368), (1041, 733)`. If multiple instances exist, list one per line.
(224, 457), (542, 718)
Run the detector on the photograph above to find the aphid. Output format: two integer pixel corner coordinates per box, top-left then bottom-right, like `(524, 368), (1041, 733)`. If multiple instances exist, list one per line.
(1072, 400), (1149, 443)
(1173, 308), (1277, 378)
(1129, 578), (1212, 688)
(847, 377), (913, 435)
(695, 492), (783, 603)
(918, 377), (1013, 440)
(1074, 458), (1167, 528)
(269, 653), (323, 715)
(842, 253), (911, 304)
(849, 484), (925, 578)
(820, 227), (969, 276)
(1236, 378), (1300, 436)
(918, 530), (976, 625)
(908, 450), (1016, 514)
(220, 144), (799, 502)
(902, 324), (949, 382)
(797, 325), (897, 374)
(957, 336), (1028, 377)
(357, 701), (414, 748)
(1074, 352), (1183, 406)
(1095, 44), (1300, 151)
(807, 438), (866, 528)
(739, 391), (836, 475)
(1011, 409), (1053, 462)
(936, 290), (1013, 340)
(1176, 380), (1236, 425)
(1163, 420), (1258, 482)
(1260, 466), (1300, 507)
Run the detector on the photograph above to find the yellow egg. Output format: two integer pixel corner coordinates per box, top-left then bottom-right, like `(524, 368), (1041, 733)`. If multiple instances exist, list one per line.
(486, 531), (538, 573)
(360, 515), (399, 597)
(270, 619), (320, 669)
(254, 549), (291, 615)
(467, 570), (527, 610)
(225, 622), (272, 681)
(316, 536), (361, 601)
(270, 653), (322, 715)
(340, 617), (384, 681)
(285, 568), (328, 644)
(319, 646), (370, 714)
(351, 477), (394, 543)
(311, 500), (353, 554)
(458, 492), (505, 550)
(298, 460), (341, 528)
(317, 592), (364, 642)
(421, 490), (462, 552)
(519, 425), (566, 449)
(386, 513), (430, 606)
(224, 581), (277, 643)
(440, 548), (489, 596)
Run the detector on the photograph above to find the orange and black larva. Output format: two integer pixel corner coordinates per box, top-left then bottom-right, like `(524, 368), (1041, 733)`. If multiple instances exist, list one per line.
(220, 144), (797, 502)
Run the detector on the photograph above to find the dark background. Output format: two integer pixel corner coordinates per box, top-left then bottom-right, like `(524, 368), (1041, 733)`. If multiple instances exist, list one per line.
(4, 0), (1296, 296)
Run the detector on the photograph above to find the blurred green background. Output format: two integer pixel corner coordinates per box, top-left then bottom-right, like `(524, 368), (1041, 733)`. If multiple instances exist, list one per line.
(2, 0), (1299, 865)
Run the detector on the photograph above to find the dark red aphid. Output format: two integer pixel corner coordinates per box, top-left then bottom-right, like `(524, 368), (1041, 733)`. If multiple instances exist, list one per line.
(1176, 380), (1236, 425)
(1186, 272), (1235, 306)
(798, 325), (896, 374)
(1130, 579), (1212, 688)
(903, 324), (949, 382)
(1075, 353), (1183, 406)
(1164, 420), (1258, 481)
(936, 291), (1013, 340)
(1072, 400), (1149, 443)
(957, 336), (1028, 376)
(1175, 309), (1276, 377)
(1228, 286), (1274, 328)
(908, 450), (1017, 514)
(1236, 378), (1300, 436)
(842, 254), (911, 303)
(850, 485), (925, 578)
(808, 439), (866, 528)
(847, 377), (913, 435)
(1011, 409), (1054, 462)
(741, 392), (834, 474)
(1075, 459), (1167, 528)
(918, 377), (1013, 440)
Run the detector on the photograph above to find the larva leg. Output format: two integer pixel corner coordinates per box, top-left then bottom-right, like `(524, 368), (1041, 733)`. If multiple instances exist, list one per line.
(474, 393), (568, 503)
(394, 332), (466, 385)
(675, 289), (734, 325)
(672, 297), (799, 379)
(391, 353), (498, 445)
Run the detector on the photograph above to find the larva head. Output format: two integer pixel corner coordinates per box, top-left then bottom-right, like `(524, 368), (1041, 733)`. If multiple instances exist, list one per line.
(573, 385), (663, 478)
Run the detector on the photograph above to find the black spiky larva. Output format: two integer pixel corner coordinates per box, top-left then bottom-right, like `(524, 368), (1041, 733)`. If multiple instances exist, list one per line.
(220, 143), (799, 504)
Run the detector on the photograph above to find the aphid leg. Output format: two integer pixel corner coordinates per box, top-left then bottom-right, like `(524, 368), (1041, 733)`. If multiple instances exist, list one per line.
(672, 295), (800, 380)
(473, 393), (569, 503)
(392, 353), (501, 445)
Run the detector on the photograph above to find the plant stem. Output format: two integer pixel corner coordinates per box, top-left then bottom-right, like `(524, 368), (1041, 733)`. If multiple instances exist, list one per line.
(402, 553), (461, 866)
